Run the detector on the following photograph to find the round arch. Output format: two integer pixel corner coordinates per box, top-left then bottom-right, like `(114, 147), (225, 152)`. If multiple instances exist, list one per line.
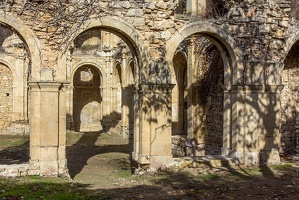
(165, 21), (242, 85)
(0, 12), (41, 81)
(0, 59), (16, 83)
(58, 16), (148, 81)
(166, 22), (242, 157)
(284, 29), (299, 59)
(126, 58), (136, 85)
(71, 60), (105, 83)
(280, 28), (299, 156)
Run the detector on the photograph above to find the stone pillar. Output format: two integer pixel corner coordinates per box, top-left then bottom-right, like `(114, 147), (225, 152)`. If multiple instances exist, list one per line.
(186, 38), (195, 141)
(28, 82), (68, 176)
(132, 86), (139, 162)
(121, 87), (130, 138)
(102, 59), (112, 130)
(58, 83), (68, 174)
(136, 84), (174, 169)
(121, 53), (131, 138)
(66, 85), (74, 132)
(102, 84), (111, 130)
(185, 37), (205, 156)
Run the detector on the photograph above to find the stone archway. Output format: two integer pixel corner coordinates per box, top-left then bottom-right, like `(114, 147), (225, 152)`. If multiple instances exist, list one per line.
(0, 13), (39, 173)
(0, 13), (41, 80)
(73, 65), (102, 132)
(166, 22), (241, 159)
(281, 40), (299, 155)
(280, 31), (299, 157)
(53, 17), (150, 175)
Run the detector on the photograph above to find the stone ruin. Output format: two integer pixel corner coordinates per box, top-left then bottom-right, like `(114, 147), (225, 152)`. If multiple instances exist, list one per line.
(0, 0), (299, 176)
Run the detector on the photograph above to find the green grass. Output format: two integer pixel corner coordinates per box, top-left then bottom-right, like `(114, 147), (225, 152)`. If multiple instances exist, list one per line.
(270, 163), (293, 169)
(0, 176), (104, 200)
(116, 170), (132, 178)
(199, 173), (220, 180)
(0, 135), (29, 148)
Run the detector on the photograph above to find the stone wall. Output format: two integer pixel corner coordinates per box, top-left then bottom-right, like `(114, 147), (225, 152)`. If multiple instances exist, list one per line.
(0, 63), (13, 133)
(0, 164), (29, 177)
(171, 38), (224, 157)
(0, 0), (298, 175)
(202, 46), (224, 155)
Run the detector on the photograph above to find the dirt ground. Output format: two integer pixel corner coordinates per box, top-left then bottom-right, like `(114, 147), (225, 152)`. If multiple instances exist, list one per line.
(1, 132), (299, 199)
(66, 132), (299, 199)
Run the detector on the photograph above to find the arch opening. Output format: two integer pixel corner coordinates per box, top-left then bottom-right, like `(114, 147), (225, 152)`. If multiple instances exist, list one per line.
(66, 28), (137, 179)
(0, 23), (30, 166)
(73, 65), (102, 132)
(171, 34), (230, 158)
(281, 40), (299, 156)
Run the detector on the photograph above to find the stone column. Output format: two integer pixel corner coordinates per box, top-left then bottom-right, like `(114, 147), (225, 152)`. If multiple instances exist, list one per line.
(12, 58), (26, 120)
(121, 53), (131, 138)
(28, 82), (68, 176)
(136, 84), (174, 169)
(121, 87), (130, 138)
(58, 83), (68, 175)
(66, 85), (74, 132)
(185, 37), (205, 156)
(101, 59), (112, 130)
(132, 86), (139, 162)
(186, 38), (195, 141)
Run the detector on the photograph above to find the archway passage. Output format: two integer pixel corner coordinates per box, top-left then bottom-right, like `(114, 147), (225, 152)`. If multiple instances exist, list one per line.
(281, 40), (299, 155)
(67, 29), (136, 135)
(0, 24), (30, 166)
(73, 65), (102, 132)
(171, 35), (225, 157)
(66, 28), (136, 179)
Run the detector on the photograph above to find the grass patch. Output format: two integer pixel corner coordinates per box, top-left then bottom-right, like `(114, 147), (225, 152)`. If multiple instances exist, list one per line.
(0, 135), (29, 148)
(199, 173), (219, 180)
(0, 176), (93, 200)
(271, 163), (293, 169)
(116, 170), (132, 178)
(0, 176), (117, 200)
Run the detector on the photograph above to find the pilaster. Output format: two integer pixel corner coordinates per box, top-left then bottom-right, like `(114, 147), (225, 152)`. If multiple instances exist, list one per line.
(136, 83), (174, 169)
(229, 66), (283, 164)
(28, 82), (68, 176)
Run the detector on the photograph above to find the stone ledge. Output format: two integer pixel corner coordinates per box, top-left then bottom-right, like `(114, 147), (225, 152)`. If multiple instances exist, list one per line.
(167, 155), (237, 169)
(0, 163), (29, 177)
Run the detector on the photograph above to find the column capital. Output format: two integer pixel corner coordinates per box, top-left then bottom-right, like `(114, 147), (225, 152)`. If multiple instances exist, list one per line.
(138, 83), (175, 94)
(29, 82), (70, 91)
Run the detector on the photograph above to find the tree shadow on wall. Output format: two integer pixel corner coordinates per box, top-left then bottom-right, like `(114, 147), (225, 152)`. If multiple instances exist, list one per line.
(236, 62), (285, 178)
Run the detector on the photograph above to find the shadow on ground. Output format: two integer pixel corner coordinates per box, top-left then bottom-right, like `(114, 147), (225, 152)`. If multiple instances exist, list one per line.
(0, 135), (29, 165)
(1, 164), (299, 200)
(66, 131), (134, 179)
